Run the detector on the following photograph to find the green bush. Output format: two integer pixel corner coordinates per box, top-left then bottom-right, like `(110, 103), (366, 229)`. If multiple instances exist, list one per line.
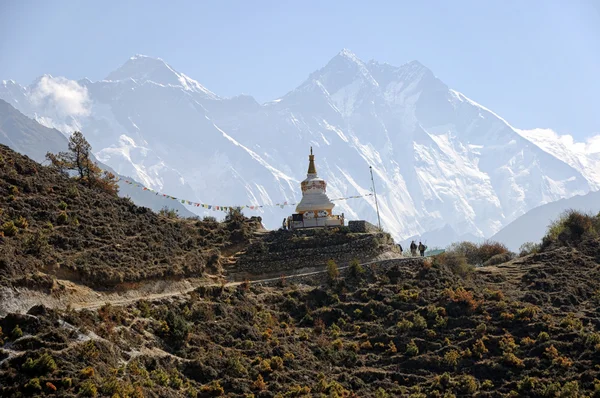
(434, 251), (473, 277)
(405, 339), (419, 356)
(11, 325), (23, 339)
(350, 258), (365, 278)
(24, 377), (42, 391)
(166, 310), (190, 345)
(445, 240), (510, 266)
(2, 221), (18, 237)
(23, 232), (48, 255)
(22, 353), (57, 375)
(58, 201), (68, 210)
(543, 210), (599, 248)
(326, 259), (339, 283)
(78, 380), (98, 397)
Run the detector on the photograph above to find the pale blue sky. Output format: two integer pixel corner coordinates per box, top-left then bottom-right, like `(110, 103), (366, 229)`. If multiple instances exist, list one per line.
(1, 0), (599, 139)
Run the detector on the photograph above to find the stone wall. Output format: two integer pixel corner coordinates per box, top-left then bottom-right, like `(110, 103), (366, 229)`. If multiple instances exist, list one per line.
(348, 220), (379, 234)
(230, 228), (400, 279)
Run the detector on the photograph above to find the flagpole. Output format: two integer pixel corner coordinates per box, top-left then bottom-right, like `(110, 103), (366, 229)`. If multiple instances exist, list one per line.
(369, 166), (381, 230)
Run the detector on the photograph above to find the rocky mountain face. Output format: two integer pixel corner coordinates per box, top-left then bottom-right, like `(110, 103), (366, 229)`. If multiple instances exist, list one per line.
(1, 50), (597, 243)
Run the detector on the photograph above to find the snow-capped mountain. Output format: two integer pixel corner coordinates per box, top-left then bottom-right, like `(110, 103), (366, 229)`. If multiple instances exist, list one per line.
(0, 99), (194, 217)
(1, 50), (597, 244)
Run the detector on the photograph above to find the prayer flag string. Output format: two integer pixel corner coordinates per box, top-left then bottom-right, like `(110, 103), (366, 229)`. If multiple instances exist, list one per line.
(115, 177), (373, 212)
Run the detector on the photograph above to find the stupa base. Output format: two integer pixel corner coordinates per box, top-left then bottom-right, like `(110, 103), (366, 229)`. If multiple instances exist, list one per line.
(289, 216), (343, 230)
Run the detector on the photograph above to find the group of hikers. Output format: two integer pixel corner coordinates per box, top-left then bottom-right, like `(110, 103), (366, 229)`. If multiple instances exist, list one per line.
(397, 240), (427, 257)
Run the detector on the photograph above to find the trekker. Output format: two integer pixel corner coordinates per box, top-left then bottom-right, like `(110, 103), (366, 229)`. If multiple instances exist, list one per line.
(397, 243), (403, 254)
(418, 241), (426, 257)
(282, 218), (287, 230)
(410, 241), (417, 256)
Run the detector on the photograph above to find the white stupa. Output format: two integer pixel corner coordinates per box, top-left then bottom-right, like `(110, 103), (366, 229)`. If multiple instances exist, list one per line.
(288, 148), (344, 229)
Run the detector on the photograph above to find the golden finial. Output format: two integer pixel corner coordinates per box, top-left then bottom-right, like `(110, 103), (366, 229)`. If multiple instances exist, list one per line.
(307, 147), (316, 175)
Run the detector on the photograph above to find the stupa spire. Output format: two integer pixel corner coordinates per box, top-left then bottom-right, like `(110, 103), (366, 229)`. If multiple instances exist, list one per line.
(307, 147), (317, 175)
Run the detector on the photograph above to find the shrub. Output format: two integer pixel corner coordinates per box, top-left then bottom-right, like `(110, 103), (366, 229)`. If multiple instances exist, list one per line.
(165, 310), (190, 345)
(159, 207), (179, 219)
(326, 259), (339, 282)
(458, 375), (478, 394)
(24, 378), (42, 391)
(332, 338), (344, 351)
(67, 185), (80, 198)
(14, 216), (28, 229)
(388, 340), (397, 353)
(397, 319), (413, 332)
(153, 369), (172, 387)
(445, 287), (479, 312)
(24, 231), (49, 255)
(78, 380), (98, 397)
(412, 313), (427, 330)
(22, 353), (57, 375)
(435, 251), (473, 277)
(2, 221), (18, 237)
(57, 211), (69, 225)
(271, 356), (284, 370)
(81, 367), (95, 378)
(405, 340), (419, 356)
(499, 334), (518, 353)
(11, 325), (23, 339)
(58, 201), (68, 210)
(483, 251), (515, 266)
(560, 313), (583, 331)
(537, 331), (550, 342)
(447, 241), (479, 264)
(543, 210), (599, 248)
(350, 258), (365, 278)
(252, 374), (267, 391)
(360, 341), (372, 350)
(478, 241), (510, 264)
(473, 339), (488, 358)
(519, 242), (541, 257)
(443, 349), (460, 367)
(502, 352), (524, 368)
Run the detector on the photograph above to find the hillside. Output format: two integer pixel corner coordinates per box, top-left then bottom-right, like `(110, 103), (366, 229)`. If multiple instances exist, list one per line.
(0, 99), (194, 217)
(0, 144), (261, 290)
(2, 52), (598, 246)
(491, 190), (600, 251)
(1, 231), (599, 396)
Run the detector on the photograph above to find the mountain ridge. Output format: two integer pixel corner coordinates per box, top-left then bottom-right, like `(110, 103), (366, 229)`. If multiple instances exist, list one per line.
(1, 50), (597, 245)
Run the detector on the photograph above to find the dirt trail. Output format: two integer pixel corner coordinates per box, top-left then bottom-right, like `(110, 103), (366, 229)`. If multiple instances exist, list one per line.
(476, 255), (542, 298)
(1, 252), (412, 314)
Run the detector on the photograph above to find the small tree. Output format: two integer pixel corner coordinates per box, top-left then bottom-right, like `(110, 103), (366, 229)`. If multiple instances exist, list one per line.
(46, 131), (118, 195)
(327, 259), (339, 283)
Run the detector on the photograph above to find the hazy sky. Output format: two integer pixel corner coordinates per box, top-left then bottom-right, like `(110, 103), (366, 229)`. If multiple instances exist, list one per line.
(1, 0), (599, 139)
